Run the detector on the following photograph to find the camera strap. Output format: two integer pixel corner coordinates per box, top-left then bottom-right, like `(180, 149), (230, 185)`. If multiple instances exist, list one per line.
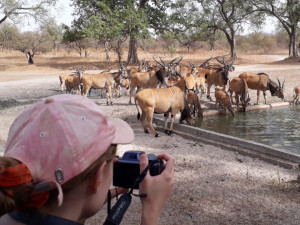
(104, 161), (154, 225)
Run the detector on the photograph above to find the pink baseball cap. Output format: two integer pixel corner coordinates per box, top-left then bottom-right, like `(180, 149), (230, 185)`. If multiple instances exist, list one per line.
(4, 94), (134, 206)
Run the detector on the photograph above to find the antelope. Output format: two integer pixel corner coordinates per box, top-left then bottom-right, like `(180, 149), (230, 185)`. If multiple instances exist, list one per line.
(238, 72), (285, 105)
(195, 57), (214, 96)
(205, 57), (235, 101)
(186, 90), (205, 117)
(215, 87), (234, 116)
(59, 68), (83, 92)
(127, 59), (149, 78)
(134, 79), (195, 137)
(81, 65), (128, 105)
(62, 68), (85, 94)
(229, 77), (250, 112)
(114, 78), (130, 97)
(128, 57), (176, 104)
(293, 86), (300, 105)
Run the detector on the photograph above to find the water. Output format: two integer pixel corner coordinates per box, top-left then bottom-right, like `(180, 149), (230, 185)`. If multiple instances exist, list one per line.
(195, 106), (300, 153)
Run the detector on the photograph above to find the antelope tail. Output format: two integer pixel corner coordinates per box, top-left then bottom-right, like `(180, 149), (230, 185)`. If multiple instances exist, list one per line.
(242, 78), (248, 102)
(135, 98), (141, 120)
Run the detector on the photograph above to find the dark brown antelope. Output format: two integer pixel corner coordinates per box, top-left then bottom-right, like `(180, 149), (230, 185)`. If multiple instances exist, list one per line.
(229, 77), (250, 112)
(239, 72), (285, 105)
(134, 79), (195, 137)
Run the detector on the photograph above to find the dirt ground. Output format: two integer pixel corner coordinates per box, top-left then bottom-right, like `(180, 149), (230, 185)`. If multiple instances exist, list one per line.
(1, 52), (300, 225)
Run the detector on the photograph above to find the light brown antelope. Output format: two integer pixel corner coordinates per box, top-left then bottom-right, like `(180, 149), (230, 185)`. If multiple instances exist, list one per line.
(59, 68), (83, 92)
(205, 57), (235, 101)
(126, 59), (150, 78)
(128, 57), (176, 104)
(215, 87), (234, 116)
(293, 86), (300, 105)
(81, 65), (127, 105)
(239, 72), (285, 105)
(63, 68), (85, 94)
(186, 90), (205, 117)
(114, 78), (130, 97)
(134, 79), (195, 137)
(229, 77), (250, 112)
(194, 57), (213, 97)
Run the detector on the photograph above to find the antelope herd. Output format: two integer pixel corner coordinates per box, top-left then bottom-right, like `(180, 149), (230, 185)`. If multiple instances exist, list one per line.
(58, 56), (298, 137)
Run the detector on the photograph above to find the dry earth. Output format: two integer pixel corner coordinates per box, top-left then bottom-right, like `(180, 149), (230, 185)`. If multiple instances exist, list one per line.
(1, 53), (300, 225)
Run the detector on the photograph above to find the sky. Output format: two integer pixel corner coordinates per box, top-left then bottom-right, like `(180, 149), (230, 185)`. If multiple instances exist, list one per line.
(18, 0), (276, 34)
(18, 0), (74, 32)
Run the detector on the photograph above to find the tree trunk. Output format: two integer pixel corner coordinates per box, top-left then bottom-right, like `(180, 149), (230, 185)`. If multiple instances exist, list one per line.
(115, 40), (123, 63)
(290, 26), (299, 57)
(127, 37), (139, 64)
(105, 41), (110, 60)
(26, 52), (34, 64)
(229, 32), (236, 58)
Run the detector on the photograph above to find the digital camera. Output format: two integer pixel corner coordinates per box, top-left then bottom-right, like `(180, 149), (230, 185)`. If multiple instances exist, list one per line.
(113, 151), (164, 189)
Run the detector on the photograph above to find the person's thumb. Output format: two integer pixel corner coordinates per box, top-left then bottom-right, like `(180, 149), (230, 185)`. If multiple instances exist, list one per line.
(139, 153), (148, 173)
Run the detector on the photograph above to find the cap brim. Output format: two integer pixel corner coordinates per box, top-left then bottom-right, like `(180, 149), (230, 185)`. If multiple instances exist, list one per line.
(108, 118), (134, 144)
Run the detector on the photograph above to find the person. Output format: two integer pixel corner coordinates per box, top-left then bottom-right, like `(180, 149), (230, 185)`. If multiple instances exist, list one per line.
(0, 94), (175, 225)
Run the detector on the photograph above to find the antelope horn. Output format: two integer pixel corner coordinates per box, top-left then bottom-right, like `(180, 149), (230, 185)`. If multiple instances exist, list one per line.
(153, 56), (164, 67)
(216, 57), (225, 65)
(175, 56), (183, 64)
(169, 57), (178, 64)
(159, 56), (167, 66)
(282, 78), (286, 89)
(276, 77), (281, 88)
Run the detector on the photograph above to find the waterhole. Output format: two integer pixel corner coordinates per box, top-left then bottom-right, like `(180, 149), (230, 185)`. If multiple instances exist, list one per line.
(195, 106), (300, 153)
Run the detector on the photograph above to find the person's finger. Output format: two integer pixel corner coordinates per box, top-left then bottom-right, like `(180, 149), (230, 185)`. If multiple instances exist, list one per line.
(110, 187), (128, 198)
(158, 154), (175, 174)
(139, 153), (148, 173)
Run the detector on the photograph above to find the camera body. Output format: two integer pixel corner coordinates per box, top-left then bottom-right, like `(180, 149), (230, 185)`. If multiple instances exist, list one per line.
(113, 151), (164, 189)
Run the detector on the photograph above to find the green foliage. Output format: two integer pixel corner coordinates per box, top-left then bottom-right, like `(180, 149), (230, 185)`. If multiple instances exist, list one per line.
(71, 0), (152, 41)
(14, 31), (53, 54)
(236, 33), (277, 53)
(0, 23), (19, 49)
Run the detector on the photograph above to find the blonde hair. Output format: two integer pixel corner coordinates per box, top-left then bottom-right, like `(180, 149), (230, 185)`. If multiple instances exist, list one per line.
(0, 144), (117, 215)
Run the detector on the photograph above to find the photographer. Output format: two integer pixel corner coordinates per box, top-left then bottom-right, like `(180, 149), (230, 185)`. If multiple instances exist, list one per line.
(0, 94), (175, 225)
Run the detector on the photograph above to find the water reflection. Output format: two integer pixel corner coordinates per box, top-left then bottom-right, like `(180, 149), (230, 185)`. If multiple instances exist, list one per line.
(195, 106), (300, 153)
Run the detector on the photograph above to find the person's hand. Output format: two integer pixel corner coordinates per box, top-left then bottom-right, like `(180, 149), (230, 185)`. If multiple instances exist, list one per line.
(139, 153), (175, 225)
(104, 187), (128, 204)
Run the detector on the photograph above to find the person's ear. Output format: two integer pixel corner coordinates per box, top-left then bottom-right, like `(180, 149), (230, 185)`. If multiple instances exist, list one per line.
(89, 161), (107, 193)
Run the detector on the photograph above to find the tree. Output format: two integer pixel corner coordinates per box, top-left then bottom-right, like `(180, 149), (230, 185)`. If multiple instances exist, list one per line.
(200, 0), (263, 57)
(0, 23), (19, 50)
(14, 31), (53, 64)
(70, 0), (171, 64)
(167, 0), (209, 52)
(0, 0), (57, 25)
(40, 19), (63, 52)
(251, 0), (300, 58)
(62, 25), (97, 57)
